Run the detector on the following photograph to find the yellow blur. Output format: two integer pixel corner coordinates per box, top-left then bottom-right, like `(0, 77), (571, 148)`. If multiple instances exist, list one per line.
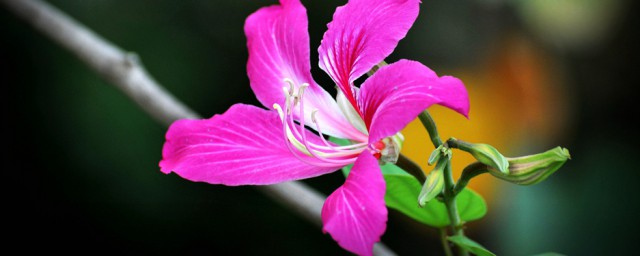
(401, 34), (569, 204)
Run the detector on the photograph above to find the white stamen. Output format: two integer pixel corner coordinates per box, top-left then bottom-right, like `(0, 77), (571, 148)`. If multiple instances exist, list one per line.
(274, 78), (366, 167)
(283, 78), (295, 96)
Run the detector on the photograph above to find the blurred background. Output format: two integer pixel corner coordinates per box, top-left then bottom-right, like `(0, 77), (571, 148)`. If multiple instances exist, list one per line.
(2, 0), (638, 254)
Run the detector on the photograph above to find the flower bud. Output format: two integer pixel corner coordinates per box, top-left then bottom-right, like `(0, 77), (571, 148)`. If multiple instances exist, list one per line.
(418, 160), (446, 207)
(489, 147), (570, 185)
(450, 139), (509, 174)
(428, 146), (442, 165)
(428, 145), (452, 166)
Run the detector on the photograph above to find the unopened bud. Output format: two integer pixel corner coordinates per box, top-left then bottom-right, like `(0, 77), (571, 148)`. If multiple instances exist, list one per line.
(489, 147), (570, 185)
(428, 145), (452, 165)
(418, 160), (446, 207)
(428, 146), (442, 165)
(449, 139), (509, 174)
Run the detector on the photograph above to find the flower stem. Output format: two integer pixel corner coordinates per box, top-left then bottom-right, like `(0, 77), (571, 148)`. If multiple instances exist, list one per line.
(439, 227), (454, 256)
(396, 153), (426, 184)
(453, 162), (488, 197)
(443, 162), (469, 256)
(419, 110), (468, 256)
(418, 111), (443, 147)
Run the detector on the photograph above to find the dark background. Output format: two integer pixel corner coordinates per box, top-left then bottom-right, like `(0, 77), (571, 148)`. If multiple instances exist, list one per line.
(2, 0), (638, 255)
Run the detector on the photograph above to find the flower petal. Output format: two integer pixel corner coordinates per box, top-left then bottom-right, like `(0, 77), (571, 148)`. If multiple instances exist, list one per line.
(160, 104), (341, 185)
(245, 0), (361, 140)
(359, 60), (470, 143)
(322, 152), (387, 256)
(318, 0), (420, 107)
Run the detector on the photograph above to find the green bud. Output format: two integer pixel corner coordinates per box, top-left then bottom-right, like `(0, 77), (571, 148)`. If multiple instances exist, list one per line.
(418, 159), (446, 207)
(445, 148), (453, 161)
(428, 145), (452, 165)
(489, 147), (570, 185)
(428, 146), (443, 165)
(449, 139), (509, 174)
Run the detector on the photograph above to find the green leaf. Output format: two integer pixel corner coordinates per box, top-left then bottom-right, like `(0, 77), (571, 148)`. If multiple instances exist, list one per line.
(329, 137), (351, 146)
(457, 184), (488, 222)
(447, 235), (496, 256)
(342, 162), (487, 227)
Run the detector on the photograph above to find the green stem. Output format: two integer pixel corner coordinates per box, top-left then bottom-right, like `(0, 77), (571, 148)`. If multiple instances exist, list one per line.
(419, 110), (468, 256)
(396, 154), (426, 184)
(418, 111), (443, 147)
(443, 162), (469, 256)
(453, 162), (489, 197)
(445, 137), (465, 149)
(439, 228), (454, 256)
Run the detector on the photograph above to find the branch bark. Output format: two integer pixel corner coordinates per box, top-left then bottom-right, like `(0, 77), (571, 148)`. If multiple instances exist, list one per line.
(1, 0), (395, 255)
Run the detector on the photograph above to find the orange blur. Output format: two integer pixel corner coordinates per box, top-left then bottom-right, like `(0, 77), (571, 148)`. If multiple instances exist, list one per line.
(400, 34), (568, 204)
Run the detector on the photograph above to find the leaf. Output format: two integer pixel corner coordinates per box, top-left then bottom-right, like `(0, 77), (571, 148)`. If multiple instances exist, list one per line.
(455, 185), (488, 223)
(341, 162), (487, 227)
(447, 235), (496, 256)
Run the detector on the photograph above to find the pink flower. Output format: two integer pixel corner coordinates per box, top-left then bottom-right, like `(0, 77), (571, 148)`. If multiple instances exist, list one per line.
(160, 0), (469, 255)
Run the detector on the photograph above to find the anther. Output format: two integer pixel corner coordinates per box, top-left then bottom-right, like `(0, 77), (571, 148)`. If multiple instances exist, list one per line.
(283, 78), (295, 96)
(273, 104), (285, 121)
(311, 109), (319, 123)
(297, 83), (309, 97)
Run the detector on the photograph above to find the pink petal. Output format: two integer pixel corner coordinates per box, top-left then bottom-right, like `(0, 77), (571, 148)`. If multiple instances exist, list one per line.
(160, 104), (341, 185)
(358, 60), (470, 144)
(318, 0), (420, 108)
(245, 0), (361, 140)
(322, 152), (387, 256)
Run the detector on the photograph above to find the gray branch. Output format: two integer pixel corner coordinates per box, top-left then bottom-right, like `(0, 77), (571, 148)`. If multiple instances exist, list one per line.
(1, 0), (395, 255)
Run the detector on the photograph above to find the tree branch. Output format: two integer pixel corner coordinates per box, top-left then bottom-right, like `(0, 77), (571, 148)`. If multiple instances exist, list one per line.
(2, 0), (396, 254)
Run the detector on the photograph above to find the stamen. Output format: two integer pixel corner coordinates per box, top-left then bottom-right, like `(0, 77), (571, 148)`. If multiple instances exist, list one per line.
(311, 109), (366, 152)
(296, 84), (356, 164)
(275, 78), (366, 167)
(275, 104), (345, 167)
(310, 109), (333, 148)
(274, 104), (307, 153)
(283, 78), (295, 96)
(286, 105), (363, 157)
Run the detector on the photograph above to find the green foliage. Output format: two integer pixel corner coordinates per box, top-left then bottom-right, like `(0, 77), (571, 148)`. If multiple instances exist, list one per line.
(447, 235), (496, 256)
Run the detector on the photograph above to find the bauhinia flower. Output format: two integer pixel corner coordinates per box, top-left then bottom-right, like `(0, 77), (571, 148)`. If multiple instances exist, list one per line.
(160, 0), (469, 255)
